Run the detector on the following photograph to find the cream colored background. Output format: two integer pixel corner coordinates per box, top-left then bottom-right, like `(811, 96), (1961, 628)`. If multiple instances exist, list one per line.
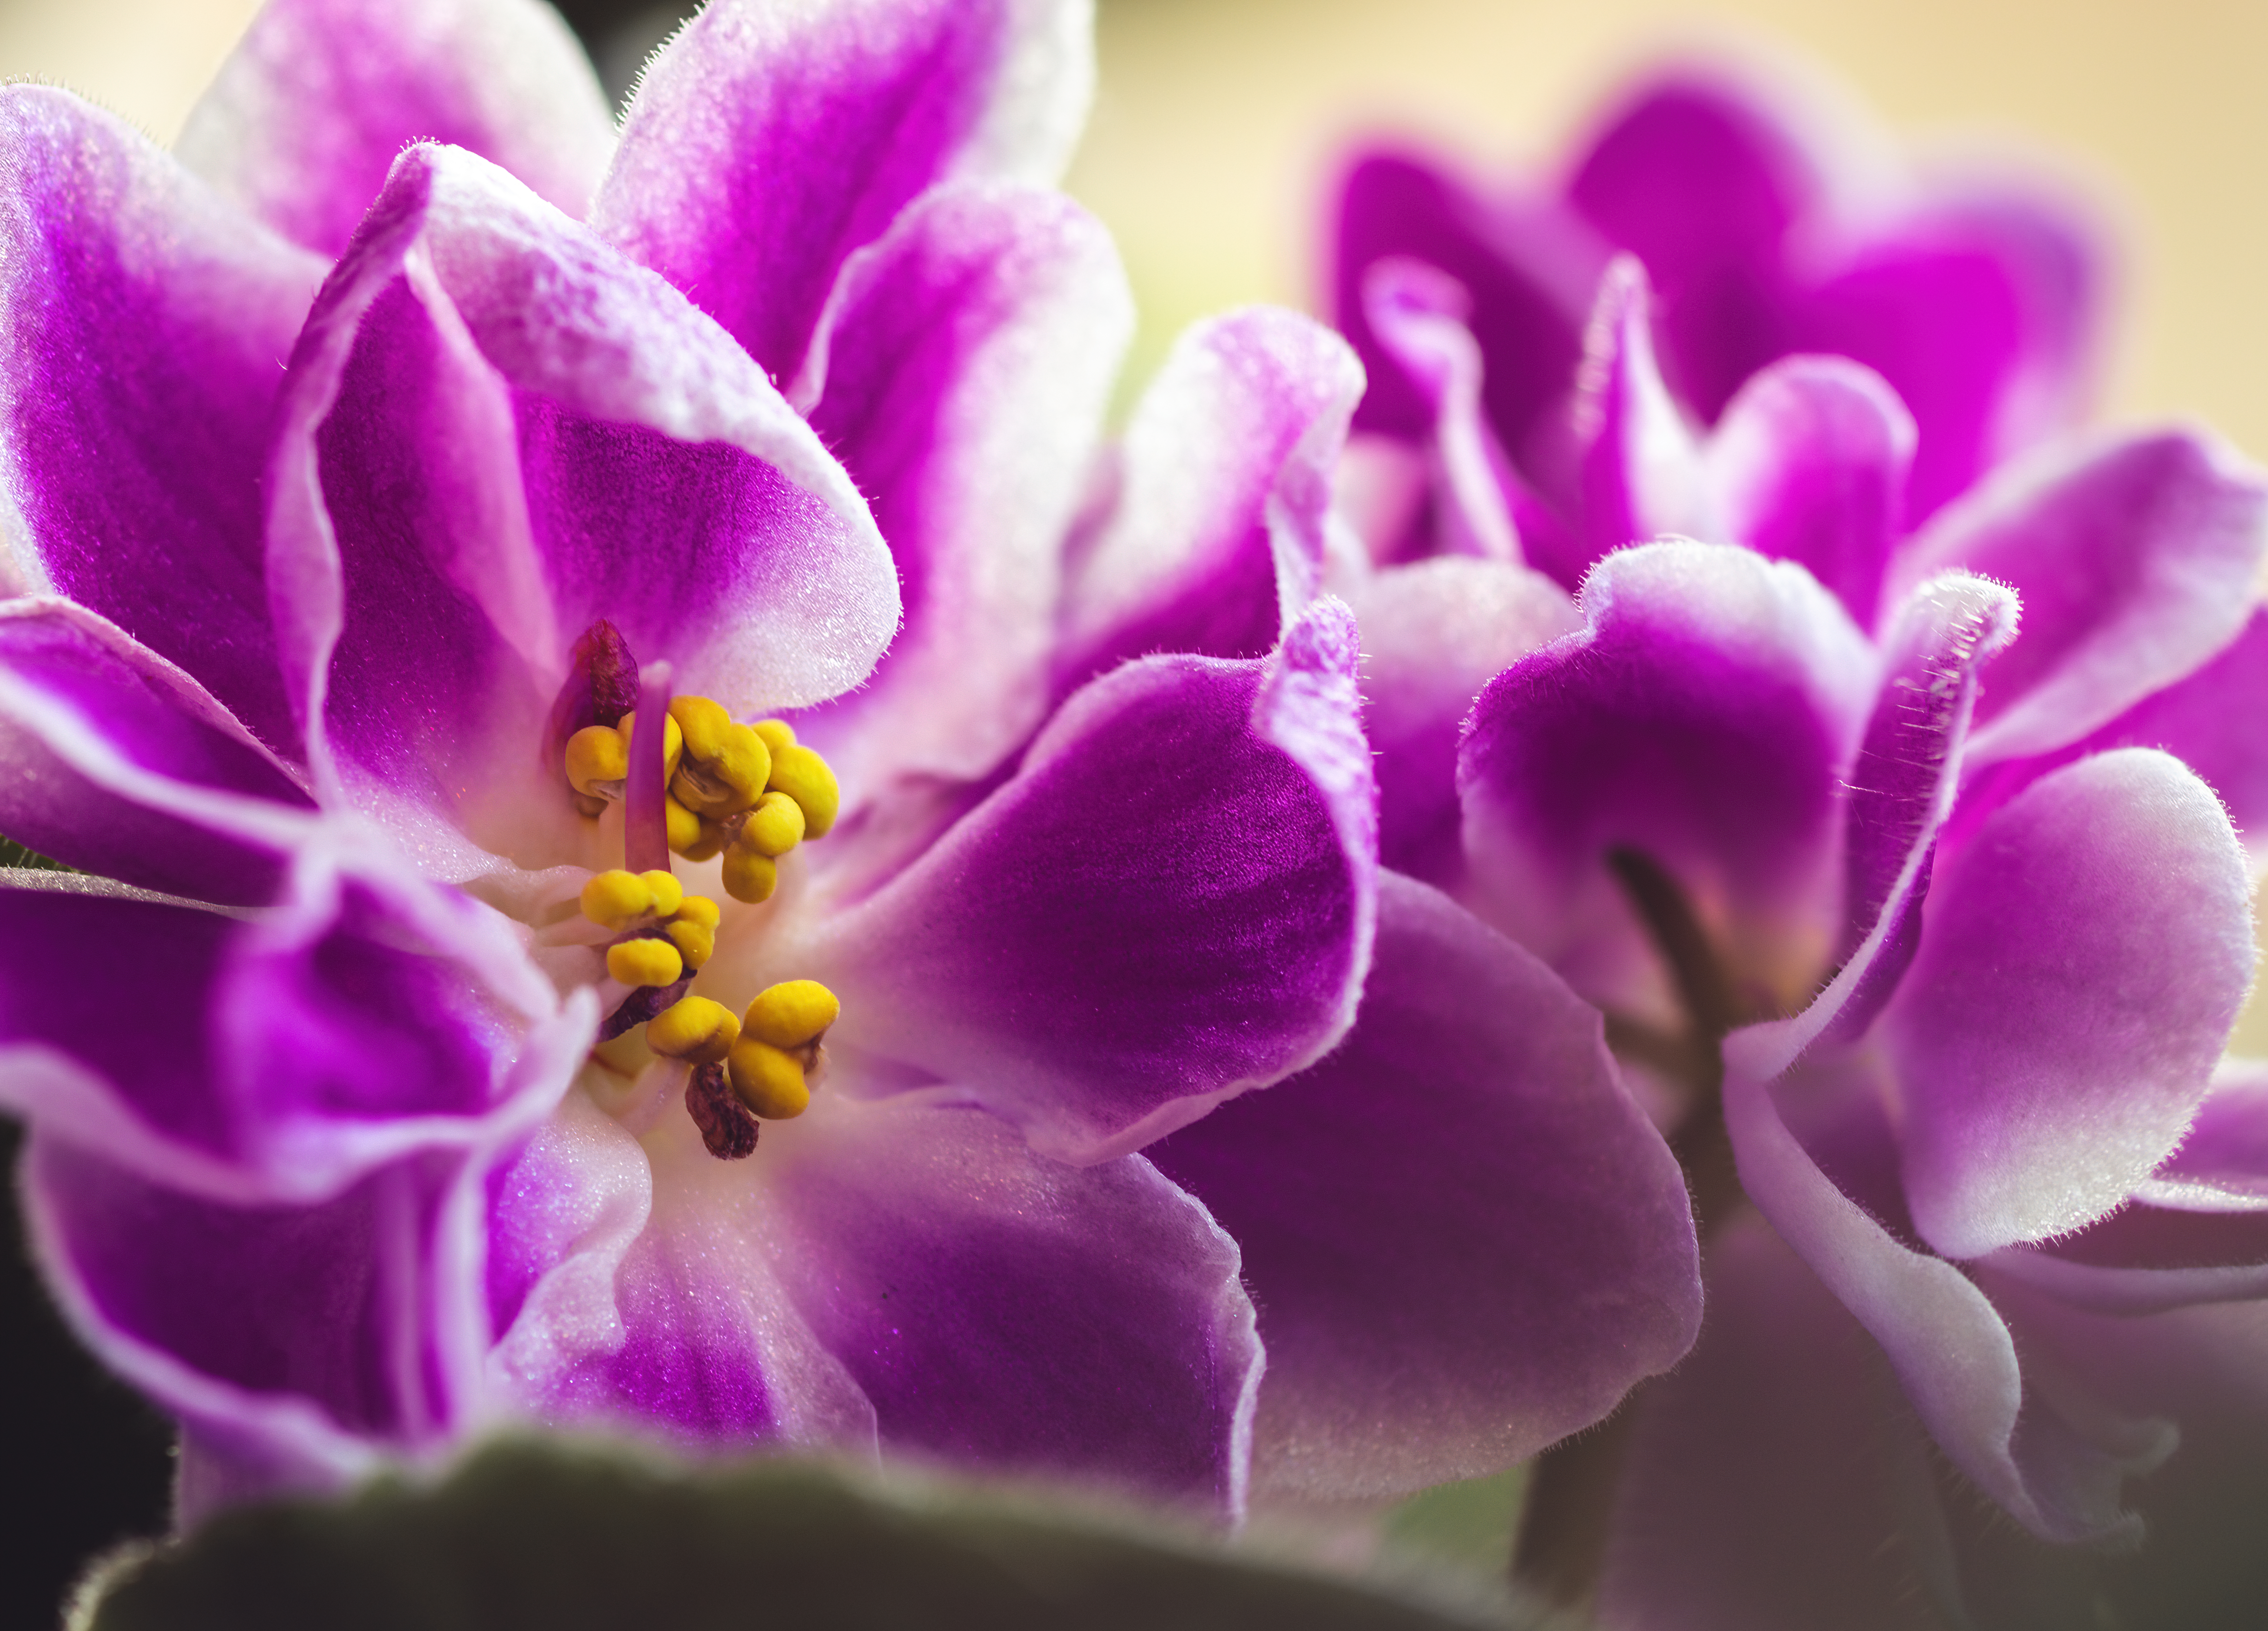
(7, 0), (2268, 1038)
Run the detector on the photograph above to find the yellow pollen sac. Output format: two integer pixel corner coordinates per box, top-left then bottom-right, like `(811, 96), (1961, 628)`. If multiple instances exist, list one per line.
(668, 695), (772, 819)
(674, 895), (721, 929)
(666, 917), (716, 972)
(752, 718), (796, 757)
(765, 743), (840, 838)
(743, 980), (840, 1050)
(563, 725), (628, 814)
(646, 995), (740, 1065)
(720, 846), (777, 904)
(665, 796), (704, 855)
(580, 869), (653, 930)
(738, 789), (806, 858)
(727, 1037), (811, 1119)
(639, 869), (684, 919)
(677, 818), (731, 864)
(607, 937), (683, 988)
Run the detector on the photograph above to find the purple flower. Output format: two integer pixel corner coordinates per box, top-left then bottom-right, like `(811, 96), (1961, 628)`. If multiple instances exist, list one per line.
(0, 0), (1698, 1527)
(1330, 57), (2104, 589)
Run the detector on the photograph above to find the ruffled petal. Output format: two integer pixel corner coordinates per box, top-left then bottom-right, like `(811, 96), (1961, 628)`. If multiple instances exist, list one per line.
(1347, 557), (1579, 886)
(1459, 539), (1875, 1016)
(0, 86), (325, 753)
(1148, 872), (1698, 1499)
(1882, 750), (2253, 1259)
(1719, 1046), (2173, 1543)
(1056, 307), (1364, 691)
(1706, 355), (1915, 632)
(1330, 149), (1591, 453)
(791, 183), (1131, 800)
(0, 599), (316, 904)
(811, 601), (1376, 1165)
(1599, 1216), (1974, 1631)
(767, 1097), (1260, 1514)
(596, 0), (1093, 386)
(175, 0), (612, 261)
(267, 144), (894, 865)
(1890, 429), (2268, 767)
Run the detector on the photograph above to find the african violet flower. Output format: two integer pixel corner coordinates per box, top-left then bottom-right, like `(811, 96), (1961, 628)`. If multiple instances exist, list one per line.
(0, 0), (1699, 1524)
(1330, 54), (2102, 570)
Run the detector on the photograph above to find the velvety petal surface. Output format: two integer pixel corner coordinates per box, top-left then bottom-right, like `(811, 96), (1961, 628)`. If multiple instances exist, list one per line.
(268, 144), (894, 866)
(1346, 556), (1579, 885)
(175, 0), (612, 261)
(1460, 540), (1875, 1014)
(1056, 307), (1364, 692)
(1706, 354), (1915, 631)
(1890, 429), (2268, 766)
(0, 86), (325, 752)
(791, 182), (1131, 798)
(1148, 872), (1698, 1499)
(596, 0), (1092, 386)
(767, 1096), (1261, 1514)
(812, 602), (1376, 1165)
(1882, 749), (2253, 1259)
(0, 599), (316, 904)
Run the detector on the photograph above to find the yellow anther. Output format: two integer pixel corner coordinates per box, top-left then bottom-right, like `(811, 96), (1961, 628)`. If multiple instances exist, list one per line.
(720, 847), (777, 904)
(677, 819), (731, 863)
(580, 869), (652, 930)
(738, 790), (806, 858)
(563, 725), (627, 801)
(646, 995), (740, 1065)
(619, 709), (684, 782)
(666, 917), (716, 972)
(674, 895), (720, 929)
(766, 743), (840, 838)
(752, 718), (796, 756)
(668, 695), (772, 818)
(606, 937), (683, 988)
(727, 1037), (811, 1119)
(640, 869), (684, 919)
(665, 796), (703, 855)
(742, 980), (840, 1050)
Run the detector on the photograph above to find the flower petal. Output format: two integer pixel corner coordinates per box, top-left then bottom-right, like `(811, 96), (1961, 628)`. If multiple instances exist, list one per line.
(1347, 556), (1579, 886)
(175, 0), (613, 261)
(790, 182), (1131, 801)
(1056, 307), (1365, 692)
(1882, 749), (2253, 1258)
(1892, 429), (2268, 767)
(1459, 539), (1875, 1016)
(268, 144), (894, 862)
(813, 601), (1376, 1165)
(767, 1097), (1261, 1513)
(1706, 354), (1915, 632)
(0, 86), (325, 753)
(596, 0), (1093, 386)
(1330, 149), (1590, 454)
(0, 599), (316, 904)
(1147, 871), (1698, 1499)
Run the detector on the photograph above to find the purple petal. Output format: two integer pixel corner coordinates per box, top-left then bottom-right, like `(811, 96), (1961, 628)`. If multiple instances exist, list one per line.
(20, 1132), (495, 1483)
(767, 1097), (1261, 1513)
(1892, 429), (2268, 767)
(268, 144), (894, 856)
(0, 848), (586, 1203)
(1459, 539), (1874, 1016)
(815, 601), (1377, 1165)
(1599, 1216), (1973, 1631)
(1882, 750), (2253, 1258)
(1706, 355), (1915, 631)
(1148, 872), (1698, 1499)
(175, 0), (613, 261)
(1330, 149), (1592, 453)
(596, 0), (1092, 386)
(790, 183), (1131, 800)
(0, 86), (325, 753)
(1347, 557), (1579, 886)
(1720, 1045), (2173, 1543)
(1055, 307), (1365, 692)
(0, 599), (317, 904)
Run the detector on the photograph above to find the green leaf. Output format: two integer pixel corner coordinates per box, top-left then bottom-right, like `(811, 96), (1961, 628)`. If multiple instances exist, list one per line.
(77, 1438), (1557, 1631)
(0, 834), (72, 872)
